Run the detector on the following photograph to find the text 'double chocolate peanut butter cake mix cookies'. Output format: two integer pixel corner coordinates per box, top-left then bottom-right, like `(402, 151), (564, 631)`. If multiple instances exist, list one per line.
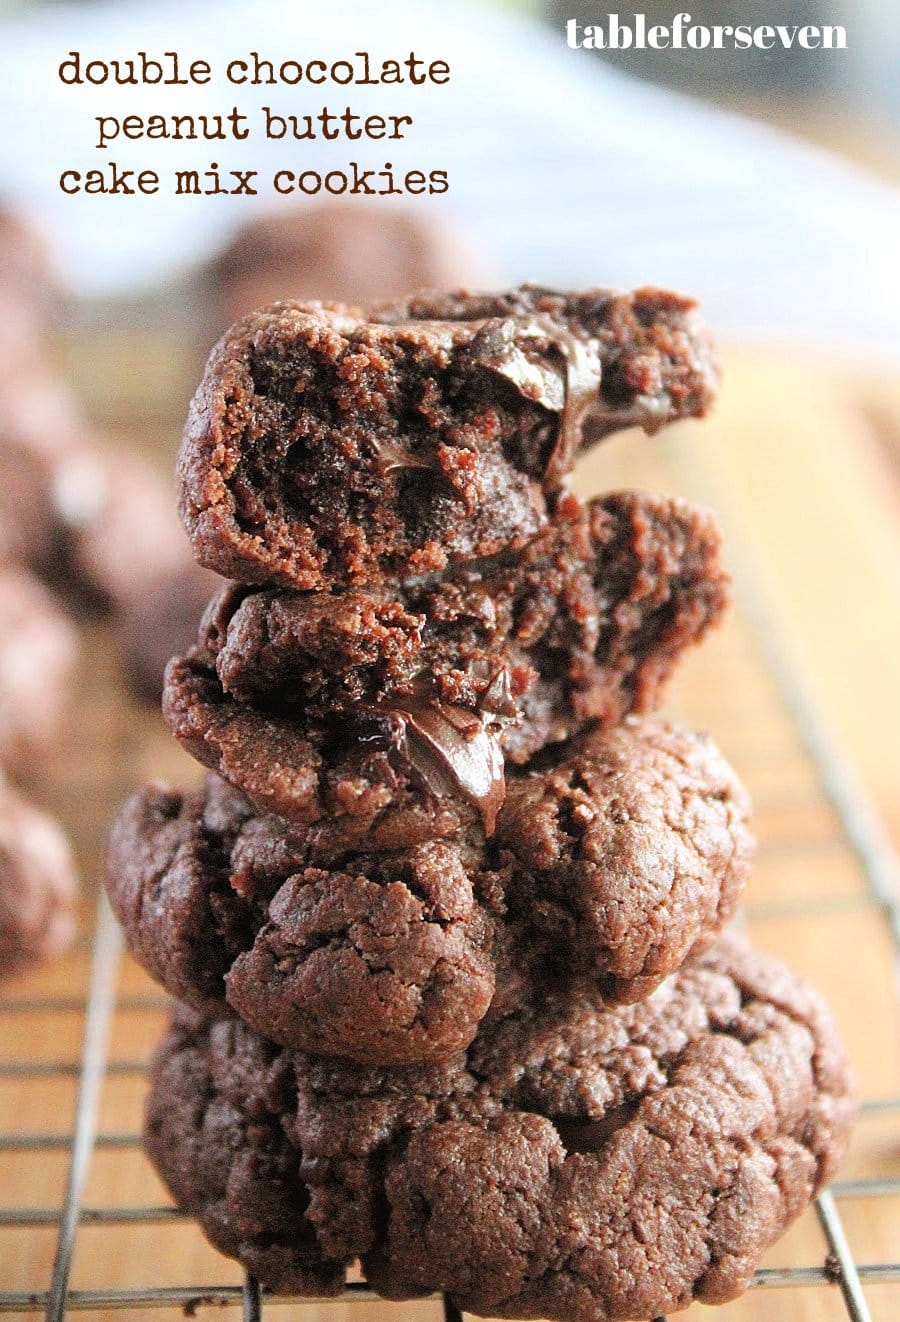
(103, 284), (856, 1318)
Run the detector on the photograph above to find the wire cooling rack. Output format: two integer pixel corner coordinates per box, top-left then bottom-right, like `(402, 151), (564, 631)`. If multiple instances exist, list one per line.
(0, 441), (898, 1321)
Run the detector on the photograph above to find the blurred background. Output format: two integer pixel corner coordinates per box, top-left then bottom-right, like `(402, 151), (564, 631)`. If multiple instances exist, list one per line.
(0, 3), (897, 1319)
(0, 0), (898, 352)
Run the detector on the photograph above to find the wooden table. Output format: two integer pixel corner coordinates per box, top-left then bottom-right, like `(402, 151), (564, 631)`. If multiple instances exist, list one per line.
(0, 327), (897, 1321)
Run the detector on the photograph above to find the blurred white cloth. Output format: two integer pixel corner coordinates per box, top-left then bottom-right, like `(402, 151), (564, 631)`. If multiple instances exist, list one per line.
(0, 0), (896, 358)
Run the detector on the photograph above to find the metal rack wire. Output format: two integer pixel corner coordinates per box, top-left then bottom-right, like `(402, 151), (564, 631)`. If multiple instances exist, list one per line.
(0, 484), (898, 1321)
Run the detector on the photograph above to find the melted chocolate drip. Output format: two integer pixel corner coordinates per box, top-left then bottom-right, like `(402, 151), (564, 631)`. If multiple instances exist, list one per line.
(543, 325), (605, 483)
(371, 437), (443, 477)
(469, 317), (602, 486)
(582, 392), (674, 444)
(371, 313), (601, 491)
(357, 699), (506, 835)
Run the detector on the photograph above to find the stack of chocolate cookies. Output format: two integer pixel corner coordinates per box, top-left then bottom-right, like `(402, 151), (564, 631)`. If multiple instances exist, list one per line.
(106, 287), (855, 1320)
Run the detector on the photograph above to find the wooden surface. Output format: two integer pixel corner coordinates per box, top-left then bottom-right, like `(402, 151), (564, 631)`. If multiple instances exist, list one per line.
(0, 326), (898, 1321)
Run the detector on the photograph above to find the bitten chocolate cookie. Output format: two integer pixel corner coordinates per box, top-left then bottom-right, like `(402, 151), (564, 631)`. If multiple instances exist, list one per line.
(209, 202), (493, 329)
(163, 492), (726, 837)
(145, 934), (856, 1317)
(106, 717), (751, 1063)
(198, 490), (727, 764)
(0, 775), (77, 976)
(376, 284), (718, 445)
(177, 286), (717, 591)
(163, 648), (493, 851)
(0, 568), (79, 775)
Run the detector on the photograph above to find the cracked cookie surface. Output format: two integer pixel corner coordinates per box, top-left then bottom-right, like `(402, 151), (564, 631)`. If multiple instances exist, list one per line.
(106, 717), (752, 1063)
(145, 933), (856, 1318)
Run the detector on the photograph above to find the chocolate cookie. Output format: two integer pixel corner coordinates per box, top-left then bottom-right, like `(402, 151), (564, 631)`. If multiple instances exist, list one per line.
(177, 287), (717, 591)
(145, 934), (856, 1316)
(0, 568), (79, 775)
(0, 206), (57, 313)
(209, 202), (493, 329)
(376, 284), (718, 445)
(163, 492), (726, 836)
(106, 718), (751, 1063)
(117, 561), (220, 700)
(106, 774), (496, 1063)
(0, 775), (78, 976)
(493, 717), (753, 995)
(163, 648), (490, 851)
(198, 490), (727, 764)
(0, 427), (192, 615)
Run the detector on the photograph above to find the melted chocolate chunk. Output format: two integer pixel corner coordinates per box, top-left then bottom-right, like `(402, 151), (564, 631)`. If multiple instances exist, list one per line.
(477, 667), (519, 721)
(545, 326), (606, 482)
(371, 438), (443, 477)
(361, 701), (506, 835)
(469, 317), (603, 486)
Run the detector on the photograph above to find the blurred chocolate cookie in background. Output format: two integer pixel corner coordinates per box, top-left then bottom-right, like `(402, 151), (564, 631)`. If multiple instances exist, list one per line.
(0, 567), (79, 778)
(0, 772), (78, 978)
(118, 560), (219, 701)
(207, 201), (495, 332)
(0, 204), (60, 358)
